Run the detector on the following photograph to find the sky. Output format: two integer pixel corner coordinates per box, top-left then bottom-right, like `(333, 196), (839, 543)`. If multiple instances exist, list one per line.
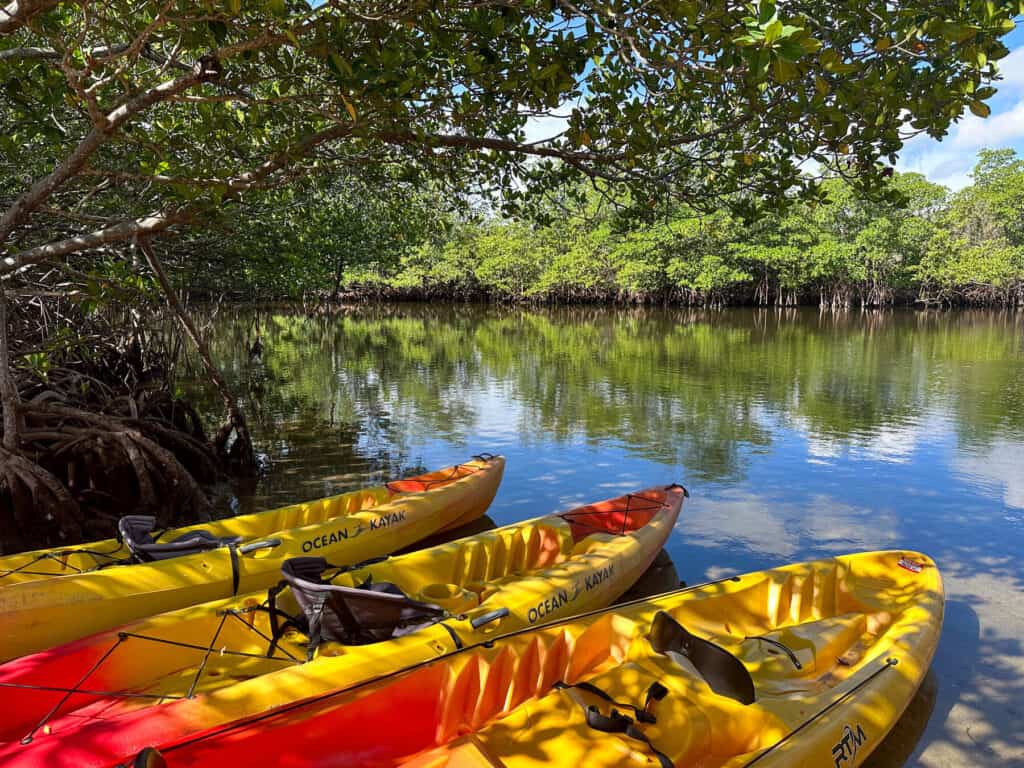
(523, 26), (1024, 192)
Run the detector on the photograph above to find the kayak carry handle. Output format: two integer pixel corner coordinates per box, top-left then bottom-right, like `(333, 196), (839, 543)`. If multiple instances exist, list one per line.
(473, 452), (496, 462)
(666, 483), (690, 497)
(134, 746), (167, 768)
(239, 538), (282, 555)
(470, 607), (510, 629)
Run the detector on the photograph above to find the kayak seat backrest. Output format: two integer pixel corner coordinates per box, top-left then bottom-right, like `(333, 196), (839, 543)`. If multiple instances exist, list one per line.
(649, 611), (755, 705)
(118, 515), (242, 563)
(281, 557), (447, 658)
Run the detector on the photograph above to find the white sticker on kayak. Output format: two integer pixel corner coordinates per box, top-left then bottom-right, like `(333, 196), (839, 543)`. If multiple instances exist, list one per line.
(897, 557), (923, 574)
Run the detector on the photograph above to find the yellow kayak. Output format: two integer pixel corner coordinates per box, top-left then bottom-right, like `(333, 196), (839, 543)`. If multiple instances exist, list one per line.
(0, 484), (685, 767)
(106, 550), (939, 768)
(0, 454), (504, 661)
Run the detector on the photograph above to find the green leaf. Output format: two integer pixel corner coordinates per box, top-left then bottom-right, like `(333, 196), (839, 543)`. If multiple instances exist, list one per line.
(968, 100), (991, 118)
(799, 37), (822, 54)
(757, 0), (776, 25)
(776, 39), (804, 61)
(764, 19), (783, 43)
(773, 57), (798, 83)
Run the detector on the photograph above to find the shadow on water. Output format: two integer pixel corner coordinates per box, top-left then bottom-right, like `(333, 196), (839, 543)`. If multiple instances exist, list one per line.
(903, 599), (1024, 766)
(616, 549), (683, 604)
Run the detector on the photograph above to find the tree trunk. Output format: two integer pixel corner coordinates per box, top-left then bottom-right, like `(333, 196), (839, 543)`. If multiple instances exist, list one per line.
(138, 240), (258, 477)
(0, 288), (23, 450)
(332, 254), (345, 302)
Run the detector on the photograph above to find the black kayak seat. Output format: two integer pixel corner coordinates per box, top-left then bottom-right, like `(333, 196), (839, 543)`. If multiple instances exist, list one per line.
(649, 610), (756, 705)
(118, 515), (242, 563)
(280, 556), (446, 657)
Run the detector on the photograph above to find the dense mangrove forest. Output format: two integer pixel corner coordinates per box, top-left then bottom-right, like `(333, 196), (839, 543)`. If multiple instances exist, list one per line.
(218, 150), (1024, 308)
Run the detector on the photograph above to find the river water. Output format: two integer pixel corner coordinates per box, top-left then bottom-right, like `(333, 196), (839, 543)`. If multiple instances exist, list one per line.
(183, 304), (1024, 767)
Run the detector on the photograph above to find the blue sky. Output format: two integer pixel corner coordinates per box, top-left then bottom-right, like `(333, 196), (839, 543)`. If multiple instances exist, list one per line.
(895, 25), (1024, 189)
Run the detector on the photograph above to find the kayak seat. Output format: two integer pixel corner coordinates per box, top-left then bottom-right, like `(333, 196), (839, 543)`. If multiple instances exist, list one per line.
(280, 556), (447, 660)
(649, 611), (755, 705)
(734, 612), (870, 692)
(118, 515), (242, 563)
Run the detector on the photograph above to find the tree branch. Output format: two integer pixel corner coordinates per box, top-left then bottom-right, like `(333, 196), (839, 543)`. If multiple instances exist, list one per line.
(1, 211), (184, 277)
(0, 43), (129, 62)
(138, 239), (256, 475)
(0, 0), (62, 35)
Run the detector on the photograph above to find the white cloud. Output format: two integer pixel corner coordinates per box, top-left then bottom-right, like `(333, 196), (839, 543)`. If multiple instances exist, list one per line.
(994, 45), (1024, 92)
(951, 101), (1024, 149)
(680, 491), (897, 559)
(953, 440), (1024, 510)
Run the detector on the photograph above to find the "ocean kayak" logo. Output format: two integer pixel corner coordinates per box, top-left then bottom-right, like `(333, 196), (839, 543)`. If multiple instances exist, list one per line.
(831, 723), (867, 766)
(300, 510), (406, 552)
(527, 564), (615, 623)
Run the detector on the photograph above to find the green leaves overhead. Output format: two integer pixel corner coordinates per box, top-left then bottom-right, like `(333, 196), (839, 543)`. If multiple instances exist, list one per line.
(0, 0), (1020, 276)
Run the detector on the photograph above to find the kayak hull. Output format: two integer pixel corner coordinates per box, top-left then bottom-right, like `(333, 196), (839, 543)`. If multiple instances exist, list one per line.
(0, 456), (504, 661)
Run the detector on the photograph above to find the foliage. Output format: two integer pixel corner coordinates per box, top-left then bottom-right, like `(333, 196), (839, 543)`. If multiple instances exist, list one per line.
(916, 149), (1024, 304)
(1, 0), (1022, 285)
(363, 153), (1024, 307)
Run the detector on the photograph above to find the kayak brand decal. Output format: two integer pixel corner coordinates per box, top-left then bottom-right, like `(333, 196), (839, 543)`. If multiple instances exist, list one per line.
(584, 564), (614, 591)
(897, 557), (923, 574)
(300, 510), (406, 552)
(369, 510), (407, 531)
(527, 564), (614, 624)
(831, 723), (867, 767)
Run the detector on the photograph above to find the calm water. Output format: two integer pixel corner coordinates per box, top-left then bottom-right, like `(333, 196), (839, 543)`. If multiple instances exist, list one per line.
(184, 304), (1024, 766)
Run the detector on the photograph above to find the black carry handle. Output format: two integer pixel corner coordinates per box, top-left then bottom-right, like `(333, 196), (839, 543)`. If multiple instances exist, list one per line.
(473, 452), (496, 462)
(239, 538), (282, 555)
(132, 747), (167, 768)
(470, 607), (510, 629)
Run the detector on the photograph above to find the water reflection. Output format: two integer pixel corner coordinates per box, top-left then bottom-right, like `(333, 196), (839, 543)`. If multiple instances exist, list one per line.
(179, 304), (1024, 767)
